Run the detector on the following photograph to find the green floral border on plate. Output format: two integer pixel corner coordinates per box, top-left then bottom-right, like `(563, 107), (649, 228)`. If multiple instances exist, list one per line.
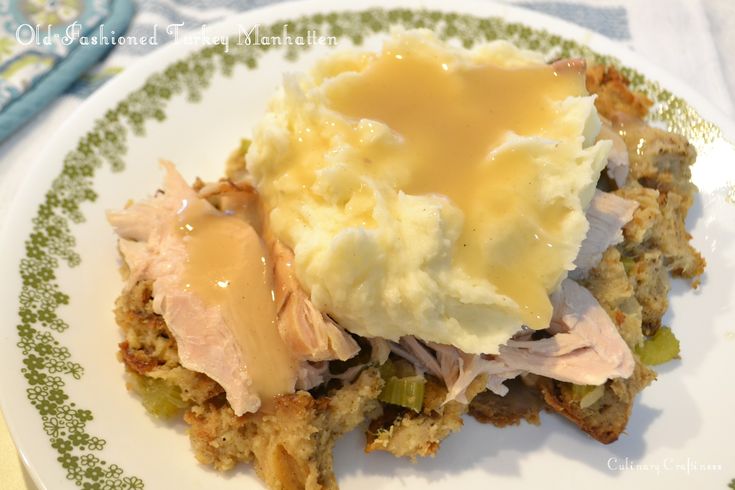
(12, 8), (727, 489)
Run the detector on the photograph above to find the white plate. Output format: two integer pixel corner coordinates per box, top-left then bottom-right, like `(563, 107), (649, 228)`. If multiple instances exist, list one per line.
(1, 1), (734, 489)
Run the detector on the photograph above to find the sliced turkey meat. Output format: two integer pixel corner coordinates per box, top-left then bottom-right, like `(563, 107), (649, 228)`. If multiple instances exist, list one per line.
(295, 362), (329, 390)
(572, 189), (638, 278)
(270, 240), (360, 362)
(108, 162), (357, 416)
(494, 279), (634, 387)
(109, 162), (271, 415)
(393, 337), (521, 403)
(428, 342), (523, 403)
(389, 279), (634, 402)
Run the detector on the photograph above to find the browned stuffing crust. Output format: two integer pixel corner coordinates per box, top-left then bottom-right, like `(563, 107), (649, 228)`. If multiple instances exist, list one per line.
(586, 64), (653, 119)
(116, 279), (383, 490)
(365, 374), (487, 458)
(113, 64), (705, 489)
(468, 377), (545, 428)
(185, 369), (382, 490)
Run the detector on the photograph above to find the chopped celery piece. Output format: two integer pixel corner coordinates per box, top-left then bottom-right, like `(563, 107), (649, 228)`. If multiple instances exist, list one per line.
(570, 384), (597, 400)
(580, 386), (605, 409)
(130, 374), (187, 418)
(621, 257), (635, 274)
(570, 384), (605, 408)
(635, 326), (680, 365)
(379, 376), (426, 413)
(240, 138), (251, 155)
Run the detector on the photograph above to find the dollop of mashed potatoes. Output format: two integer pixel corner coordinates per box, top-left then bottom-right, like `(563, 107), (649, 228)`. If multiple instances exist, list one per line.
(247, 30), (610, 354)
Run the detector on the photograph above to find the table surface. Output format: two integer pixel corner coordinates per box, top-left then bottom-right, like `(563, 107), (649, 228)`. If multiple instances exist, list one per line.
(1, 1), (733, 489)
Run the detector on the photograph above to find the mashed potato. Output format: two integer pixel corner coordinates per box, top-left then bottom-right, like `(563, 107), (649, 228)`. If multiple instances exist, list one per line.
(247, 29), (610, 354)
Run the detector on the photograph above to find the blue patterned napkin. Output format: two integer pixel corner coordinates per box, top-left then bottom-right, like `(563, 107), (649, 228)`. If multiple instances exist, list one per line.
(0, 0), (134, 141)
